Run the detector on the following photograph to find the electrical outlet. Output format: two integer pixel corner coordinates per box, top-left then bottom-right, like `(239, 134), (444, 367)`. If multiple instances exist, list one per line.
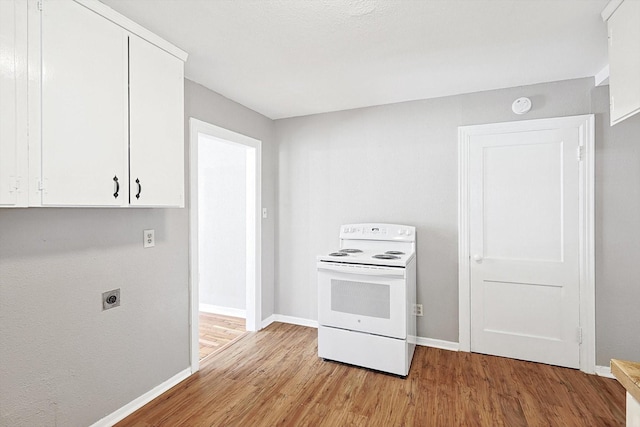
(413, 304), (423, 317)
(102, 289), (120, 310)
(143, 229), (155, 248)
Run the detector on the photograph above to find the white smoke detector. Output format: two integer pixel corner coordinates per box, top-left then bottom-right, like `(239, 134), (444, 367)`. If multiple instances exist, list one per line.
(512, 97), (532, 114)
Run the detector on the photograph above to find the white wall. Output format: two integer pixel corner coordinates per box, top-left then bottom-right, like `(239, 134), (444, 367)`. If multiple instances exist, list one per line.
(274, 77), (640, 365)
(198, 135), (247, 310)
(0, 79), (276, 426)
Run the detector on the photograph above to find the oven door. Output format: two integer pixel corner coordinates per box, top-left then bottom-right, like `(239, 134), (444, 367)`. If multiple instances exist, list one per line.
(317, 262), (407, 339)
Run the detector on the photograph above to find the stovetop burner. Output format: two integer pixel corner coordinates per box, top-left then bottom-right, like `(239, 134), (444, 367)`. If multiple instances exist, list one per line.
(339, 249), (363, 253)
(385, 251), (405, 255)
(372, 254), (400, 260)
(329, 252), (349, 257)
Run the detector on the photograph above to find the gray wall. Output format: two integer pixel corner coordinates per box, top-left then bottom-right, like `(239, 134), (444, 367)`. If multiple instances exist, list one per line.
(2, 73), (639, 426)
(0, 79), (276, 426)
(592, 85), (640, 365)
(198, 135), (247, 310)
(274, 77), (640, 365)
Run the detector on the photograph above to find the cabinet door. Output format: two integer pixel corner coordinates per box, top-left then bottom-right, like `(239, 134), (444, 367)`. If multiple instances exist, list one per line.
(608, 0), (640, 125)
(129, 35), (184, 207)
(41, 0), (128, 206)
(0, 0), (28, 207)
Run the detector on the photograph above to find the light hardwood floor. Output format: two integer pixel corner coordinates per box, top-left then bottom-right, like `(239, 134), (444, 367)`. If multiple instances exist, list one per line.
(118, 322), (625, 426)
(198, 312), (245, 361)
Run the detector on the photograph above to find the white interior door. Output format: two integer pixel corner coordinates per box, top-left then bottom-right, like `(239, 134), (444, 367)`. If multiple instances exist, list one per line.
(468, 122), (582, 368)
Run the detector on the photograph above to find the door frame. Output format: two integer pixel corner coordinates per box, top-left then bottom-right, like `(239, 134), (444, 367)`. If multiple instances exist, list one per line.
(457, 114), (595, 373)
(189, 118), (262, 373)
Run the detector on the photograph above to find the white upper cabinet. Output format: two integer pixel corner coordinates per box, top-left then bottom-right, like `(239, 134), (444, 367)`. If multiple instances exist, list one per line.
(41, 0), (128, 206)
(30, 0), (187, 207)
(129, 35), (184, 207)
(0, 0), (28, 207)
(605, 0), (640, 125)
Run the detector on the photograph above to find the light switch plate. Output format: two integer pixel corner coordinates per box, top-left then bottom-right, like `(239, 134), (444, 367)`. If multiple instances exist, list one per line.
(144, 229), (155, 248)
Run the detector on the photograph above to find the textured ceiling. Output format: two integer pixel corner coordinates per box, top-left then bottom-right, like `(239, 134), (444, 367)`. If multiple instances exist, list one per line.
(99, 0), (609, 119)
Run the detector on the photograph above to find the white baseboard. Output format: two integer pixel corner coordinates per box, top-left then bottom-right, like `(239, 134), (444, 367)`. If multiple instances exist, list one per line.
(90, 368), (191, 427)
(595, 364), (615, 379)
(416, 336), (460, 351)
(199, 303), (246, 319)
(261, 314), (276, 328)
(263, 314), (318, 329)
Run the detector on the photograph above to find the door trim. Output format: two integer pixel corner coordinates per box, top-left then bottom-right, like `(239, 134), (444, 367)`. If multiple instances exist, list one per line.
(457, 114), (595, 373)
(188, 118), (262, 373)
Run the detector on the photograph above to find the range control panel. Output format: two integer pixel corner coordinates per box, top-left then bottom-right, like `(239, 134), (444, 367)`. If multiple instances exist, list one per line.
(339, 223), (415, 241)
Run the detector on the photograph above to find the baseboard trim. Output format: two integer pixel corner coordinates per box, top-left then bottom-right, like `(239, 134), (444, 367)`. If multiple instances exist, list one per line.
(199, 303), (246, 319)
(90, 368), (191, 427)
(264, 314), (319, 329)
(261, 314), (276, 328)
(595, 365), (615, 379)
(416, 336), (460, 351)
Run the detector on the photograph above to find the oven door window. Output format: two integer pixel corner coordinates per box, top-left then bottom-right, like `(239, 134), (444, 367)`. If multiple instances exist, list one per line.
(331, 279), (390, 319)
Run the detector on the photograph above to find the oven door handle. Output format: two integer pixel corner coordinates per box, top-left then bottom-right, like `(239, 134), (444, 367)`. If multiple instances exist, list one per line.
(317, 263), (405, 278)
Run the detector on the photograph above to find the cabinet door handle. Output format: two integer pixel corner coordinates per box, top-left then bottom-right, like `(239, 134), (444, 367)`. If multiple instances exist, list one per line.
(135, 178), (142, 199)
(113, 176), (119, 198)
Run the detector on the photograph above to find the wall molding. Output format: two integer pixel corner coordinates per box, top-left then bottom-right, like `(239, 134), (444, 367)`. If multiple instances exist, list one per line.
(265, 314), (319, 329)
(74, 0), (188, 60)
(90, 368), (191, 427)
(416, 337), (459, 351)
(189, 117), (263, 374)
(595, 365), (615, 379)
(261, 314), (276, 328)
(199, 303), (246, 319)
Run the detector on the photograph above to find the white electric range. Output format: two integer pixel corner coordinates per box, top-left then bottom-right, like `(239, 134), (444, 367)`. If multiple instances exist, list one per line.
(317, 223), (417, 376)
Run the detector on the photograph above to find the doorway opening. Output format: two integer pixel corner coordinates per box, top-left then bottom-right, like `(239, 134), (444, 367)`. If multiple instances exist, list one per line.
(189, 118), (262, 372)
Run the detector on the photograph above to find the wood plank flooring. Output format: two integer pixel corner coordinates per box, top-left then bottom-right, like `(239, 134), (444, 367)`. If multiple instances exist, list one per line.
(118, 323), (625, 426)
(198, 312), (245, 361)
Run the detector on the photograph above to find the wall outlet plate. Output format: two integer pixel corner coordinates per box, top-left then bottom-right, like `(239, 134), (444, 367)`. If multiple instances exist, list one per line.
(143, 229), (155, 248)
(102, 289), (120, 310)
(413, 304), (423, 316)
